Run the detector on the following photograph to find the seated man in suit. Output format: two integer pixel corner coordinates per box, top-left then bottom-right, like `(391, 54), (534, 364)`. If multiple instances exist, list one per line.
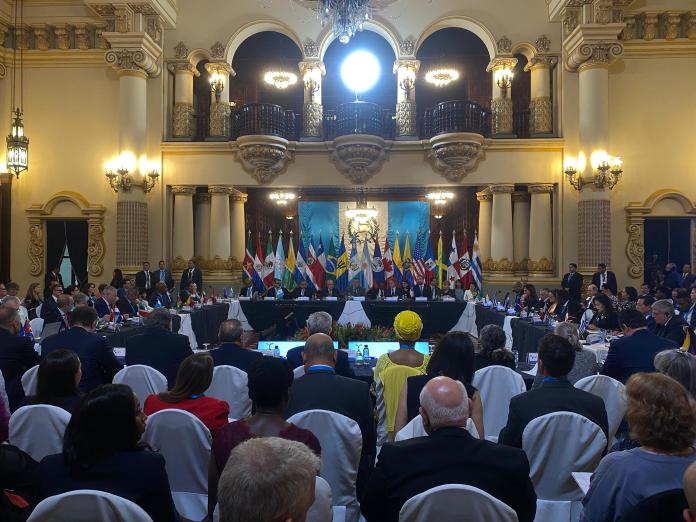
(636, 295), (656, 331)
(0, 306), (40, 411)
(680, 263), (696, 289)
(149, 282), (173, 309)
(290, 279), (311, 299)
(134, 261), (154, 296)
(94, 286), (120, 320)
(40, 283), (64, 324)
(345, 278), (365, 298)
(383, 278), (402, 299)
(600, 309), (677, 384)
(584, 284), (599, 311)
(41, 306), (123, 392)
(653, 298), (692, 347)
(263, 278), (287, 299)
(43, 266), (64, 299)
(552, 288), (582, 322)
(498, 333), (609, 448)
(411, 275), (432, 300)
(125, 308), (193, 388)
(286, 333), (375, 498)
(179, 282), (202, 305)
(239, 279), (258, 299)
(366, 284), (383, 300)
(286, 311), (355, 378)
(209, 319), (261, 373)
(362, 376), (537, 522)
(155, 260), (175, 292)
(116, 287), (140, 318)
(318, 279), (342, 299)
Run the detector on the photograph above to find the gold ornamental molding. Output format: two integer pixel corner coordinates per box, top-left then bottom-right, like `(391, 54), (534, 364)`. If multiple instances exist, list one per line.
(483, 257), (515, 273)
(26, 191), (106, 278)
(624, 189), (696, 280)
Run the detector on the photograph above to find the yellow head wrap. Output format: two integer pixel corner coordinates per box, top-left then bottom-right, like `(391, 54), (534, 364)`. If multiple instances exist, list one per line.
(393, 310), (423, 341)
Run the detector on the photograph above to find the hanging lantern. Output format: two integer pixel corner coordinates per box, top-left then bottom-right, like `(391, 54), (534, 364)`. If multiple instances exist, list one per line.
(6, 109), (28, 178)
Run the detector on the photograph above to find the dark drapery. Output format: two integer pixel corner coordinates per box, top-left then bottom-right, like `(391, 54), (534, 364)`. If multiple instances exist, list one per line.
(65, 220), (88, 286)
(45, 220), (67, 278)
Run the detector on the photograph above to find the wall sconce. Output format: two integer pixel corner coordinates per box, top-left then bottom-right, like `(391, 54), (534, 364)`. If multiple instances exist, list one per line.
(594, 157), (623, 189)
(495, 68), (514, 98)
(269, 192), (297, 205)
(564, 159), (583, 191)
(433, 214), (444, 220)
(105, 160), (132, 193)
(399, 69), (416, 98)
(209, 72), (225, 102)
(105, 154), (160, 194)
(143, 166), (160, 193)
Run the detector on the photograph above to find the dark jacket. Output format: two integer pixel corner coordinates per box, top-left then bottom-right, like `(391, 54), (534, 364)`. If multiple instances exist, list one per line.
(93, 297), (113, 319)
(590, 310), (620, 331)
(383, 286), (403, 299)
(43, 271), (63, 298)
(600, 329), (677, 384)
(562, 272), (584, 303)
(39, 297), (62, 325)
(0, 328), (40, 411)
(153, 268), (175, 291)
(555, 300), (583, 322)
(592, 271), (618, 296)
(179, 267), (203, 292)
(41, 327), (123, 392)
(39, 450), (178, 522)
(263, 287), (290, 299)
(285, 368), (375, 499)
(412, 284), (433, 299)
(655, 315), (691, 347)
(345, 285), (366, 298)
(318, 287), (342, 299)
(149, 292), (173, 309)
(209, 343), (263, 374)
(361, 427), (537, 522)
(289, 287), (311, 299)
(286, 346), (356, 378)
(116, 296), (139, 318)
(498, 378), (609, 449)
(134, 270), (155, 294)
(125, 327), (193, 388)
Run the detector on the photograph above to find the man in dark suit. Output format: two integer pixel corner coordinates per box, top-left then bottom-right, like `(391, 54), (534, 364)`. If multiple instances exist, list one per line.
(94, 286), (120, 320)
(40, 285), (66, 325)
(411, 275), (432, 300)
(116, 287), (140, 318)
(664, 262), (682, 290)
(43, 267), (63, 299)
(239, 279), (258, 299)
(41, 306), (123, 392)
(125, 308), (193, 388)
(290, 280), (311, 299)
(591, 263), (618, 296)
(653, 299), (692, 347)
(552, 289), (582, 322)
(499, 334), (609, 448)
(149, 282), (173, 309)
(685, 287), (696, 331)
(180, 259), (203, 294)
(135, 261), (154, 296)
(679, 264), (695, 289)
(318, 279), (342, 299)
(262, 279), (288, 299)
(600, 309), (677, 384)
(636, 295), (656, 331)
(286, 333), (375, 498)
(383, 278), (402, 299)
(562, 263), (584, 303)
(362, 376), (536, 522)
(0, 307), (40, 411)
(286, 311), (355, 378)
(155, 260), (175, 292)
(345, 278), (366, 298)
(209, 319), (262, 373)
(584, 284), (599, 311)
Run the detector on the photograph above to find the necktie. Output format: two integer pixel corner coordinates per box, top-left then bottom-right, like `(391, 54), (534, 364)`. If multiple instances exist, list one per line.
(160, 270), (165, 281)
(189, 269), (193, 280)
(146, 272), (150, 289)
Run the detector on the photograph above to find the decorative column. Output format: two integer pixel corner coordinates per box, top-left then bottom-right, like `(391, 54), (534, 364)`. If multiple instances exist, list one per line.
(512, 191), (530, 274)
(393, 59), (420, 139)
(476, 189), (493, 264)
(486, 57), (517, 137)
(527, 184), (554, 275)
(299, 61), (325, 140)
(205, 61), (235, 139)
(194, 192), (211, 262)
(486, 184), (515, 275)
(525, 56), (556, 135)
(229, 190), (248, 264)
(208, 185), (233, 271)
(169, 60), (199, 138)
(171, 186), (196, 270)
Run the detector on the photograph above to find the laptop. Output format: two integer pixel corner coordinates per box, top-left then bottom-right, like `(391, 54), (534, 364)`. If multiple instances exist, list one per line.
(347, 341), (430, 358)
(257, 340), (339, 358)
(39, 321), (62, 341)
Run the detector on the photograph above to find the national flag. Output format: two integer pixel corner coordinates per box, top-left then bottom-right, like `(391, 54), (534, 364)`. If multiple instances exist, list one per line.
(263, 231), (276, 288)
(503, 292), (511, 309)
(392, 233), (404, 283)
(412, 231), (425, 280)
(325, 237), (337, 283)
(348, 236), (362, 281)
(253, 233), (266, 291)
(274, 233), (285, 282)
(295, 235), (309, 288)
(402, 232), (415, 285)
(20, 319), (34, 342)
(336, 235), (349, 291)
(458, 231), (474, 289)
(306, 235), (325, 289)
(437, 231), (447, 288)
(372, 237), (385, 288)
(383, 236), (394, 282)
(578, 313), (588, 337)
(472, 232), (482, 289)
(682, 326), (696, 354)
(423, 232), (437, 285)
(447, 231), (460, 285)
(282, 235), (297, 292)
(317, 235), (327, 270)
(361, 239), (373, 289)
(242, 231), (253, 284)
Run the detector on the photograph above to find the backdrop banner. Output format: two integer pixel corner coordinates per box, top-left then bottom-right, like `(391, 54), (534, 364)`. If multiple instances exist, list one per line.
(387, 201), (430, 255)
(298, 201), (340, 250)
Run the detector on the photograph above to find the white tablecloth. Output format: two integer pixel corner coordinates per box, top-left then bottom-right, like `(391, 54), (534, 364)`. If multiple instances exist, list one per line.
(503, 315), (516, 348)
(177, 313), (198, 349)
(448, 303), (478, 336)
(227, 301), (254, 331)
(337, 300), (371, 327)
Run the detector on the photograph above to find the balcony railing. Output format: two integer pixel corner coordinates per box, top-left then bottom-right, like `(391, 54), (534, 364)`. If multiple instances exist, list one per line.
(231, 103), (299, 141)
(423, 100), (490, 139)
(324, 101), (394, 140)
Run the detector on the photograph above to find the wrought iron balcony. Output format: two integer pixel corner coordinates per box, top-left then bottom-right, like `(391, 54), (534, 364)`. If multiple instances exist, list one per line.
(324, 101), (394, 141)
(232, 103), (299, 141)
(423, 100), (490, 139)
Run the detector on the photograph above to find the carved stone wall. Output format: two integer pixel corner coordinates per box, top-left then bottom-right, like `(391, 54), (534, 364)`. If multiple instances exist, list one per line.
(578, 198), (611, 271)
(117, 200), (148, 270)
(491, 98), (513, 135)
(395, 100), (417, 137)
(529, 96), (553, 134)
(209, 101), (231, 138)
(302, 102), (323, 138)
(173, 102), (193, 137)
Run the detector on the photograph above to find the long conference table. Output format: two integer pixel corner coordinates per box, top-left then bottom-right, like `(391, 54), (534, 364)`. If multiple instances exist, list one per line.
(103, 300), (552, 359)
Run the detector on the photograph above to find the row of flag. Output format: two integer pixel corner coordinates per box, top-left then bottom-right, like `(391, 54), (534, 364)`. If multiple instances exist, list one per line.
(242, 229), (483, 293)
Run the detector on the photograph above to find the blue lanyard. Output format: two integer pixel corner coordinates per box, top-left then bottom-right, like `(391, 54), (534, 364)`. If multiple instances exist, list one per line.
(190, 394), (204, 399)
(307, 365), (335, 374)
(543, 376), (565, 383)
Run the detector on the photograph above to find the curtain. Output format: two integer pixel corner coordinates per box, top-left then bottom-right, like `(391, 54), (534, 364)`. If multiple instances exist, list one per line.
(298, 202), (340, 251)
(45, 220), (67, 276)
(65, 220), (88, 286)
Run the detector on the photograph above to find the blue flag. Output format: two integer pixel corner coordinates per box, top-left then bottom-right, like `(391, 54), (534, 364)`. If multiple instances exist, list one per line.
(372, 237), (384, 288)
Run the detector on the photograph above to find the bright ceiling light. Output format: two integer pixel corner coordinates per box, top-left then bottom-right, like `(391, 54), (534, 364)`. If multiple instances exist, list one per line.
(425, 68), (460, 87)
(264, 70), (299, 90)
(269, 192), (297, 205)
(426, 191), (455, 205)
(341, 50), (380, 93)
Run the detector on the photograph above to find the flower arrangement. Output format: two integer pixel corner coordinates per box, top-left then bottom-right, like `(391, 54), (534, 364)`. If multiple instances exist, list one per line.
(293, 321), (396, 349)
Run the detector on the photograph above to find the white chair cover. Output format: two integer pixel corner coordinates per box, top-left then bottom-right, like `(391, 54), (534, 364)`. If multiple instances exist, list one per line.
(141, 409), (211, 520)
(287, 409), (363, 522)
(35, 303), (43, 320)
(112, 365), (167, 407)
(472, 366), (526, 442)
(574, 375), (626, 447)
(522, 412), (606, 501)
(9, 404), (71, 461)
(398, 484), (518, 522)
(21, 364), (39, 396)
(307, 476), (333, 522)
(27, 489), (153, 522)
(294, 365), (307, 379)
(206, 365), (252, 419)
(394, 415), (480, 442)
(30, 317), (44, 337)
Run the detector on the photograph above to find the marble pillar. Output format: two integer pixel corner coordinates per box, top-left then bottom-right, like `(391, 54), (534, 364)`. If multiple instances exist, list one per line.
(208, 185), (233, 270)
(512, 191), (530, 274)
(486, 184), (515, 274)
(229, 190), (248, 263)
(299, 61), (325, 140)
(194, 192), (211, 262)
(528, 184), (554, 275)
(526, 56), (556, 135)
(393, 59), (420, 139)
(205, 62), (235, 139)
(172, 186), (196, 270)
(476, 190), (493, 264)
(486, 57), (517, 137)
(170, 62), (199, 138)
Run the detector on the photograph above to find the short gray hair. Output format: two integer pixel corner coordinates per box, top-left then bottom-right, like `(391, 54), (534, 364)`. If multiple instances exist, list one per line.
(57, 294), (74, 309)
(478, 324), (507, 355)
(554, 322), (581, 352)
(0, 295), (21, 307)
(101, 285), (117, 297)
(419, 378), (469, 429)
(306, 311), (332, 335)
(144, 308), (172, 330)
(655, 349), (696, 397)
(73, 292), (89, 306)
(219, 437), (320, 522)
(219, 319), (243, 343)
(652, 299), (675, 316)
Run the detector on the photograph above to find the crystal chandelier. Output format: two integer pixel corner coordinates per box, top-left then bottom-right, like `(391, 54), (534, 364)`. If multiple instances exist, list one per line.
(345, 190), (378, 222)
(263, 70), (299, 90)
(321, 0), (370, 44)
(6, 0), (29, 178)
(269, 192), (297, 205)
(425, 68), (460, 87)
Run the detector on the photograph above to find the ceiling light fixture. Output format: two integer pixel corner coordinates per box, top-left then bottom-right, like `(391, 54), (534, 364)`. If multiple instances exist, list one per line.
(264, 70), (298, 90)
(6, 0), (29, 178)
(426, 191), (455, 205)
(425, 68), (459, 87)
(269, 192), (297, 205)
(345, 189), (378, 223)
(341, 50), (380, 95)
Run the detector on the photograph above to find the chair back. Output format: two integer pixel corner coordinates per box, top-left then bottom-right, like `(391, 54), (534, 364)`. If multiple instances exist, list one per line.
(206, 365), (251, 419)
(112, 365), (167, 406)
(35, 303), (43, 320)
(522, 411), (606, 500)
(294, 365), (306, 379)
(21, 365), (39, 396)
(306, 476), (333, 522)
(141, 409), (211, 520)
(620, 488), (688, 522)
(472, 365), (526, 442)
(27, 489), (153, 522)
(574, 375), (626, 447)
(287, 409), (362, 516)
(30, 317), (44, 337)
(394, 415), (480, 442)
(398, 483), (518, 522)
(9, 404), (71, 461)
(375, 365), (422, 443)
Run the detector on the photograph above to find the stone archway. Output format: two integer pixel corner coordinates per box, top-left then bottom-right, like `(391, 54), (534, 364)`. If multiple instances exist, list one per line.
(25, 191), (106, 278)
(624, 189), (696, 279)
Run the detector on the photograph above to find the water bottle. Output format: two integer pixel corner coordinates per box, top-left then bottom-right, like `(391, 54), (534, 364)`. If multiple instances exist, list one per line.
(356, 345), (363, 366)
(363, 344), (370, 363)
(273, 345), (281, 358)
(223, 288), (228, 299)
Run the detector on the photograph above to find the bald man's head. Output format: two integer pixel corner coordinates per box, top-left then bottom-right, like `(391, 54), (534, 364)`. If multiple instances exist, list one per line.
(302, 333), (336, 368)
(419, 376), (469, 433)
(684, 461), (696, 521)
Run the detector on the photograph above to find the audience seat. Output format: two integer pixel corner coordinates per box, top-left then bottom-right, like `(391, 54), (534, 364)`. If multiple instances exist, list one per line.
(27, 489), (153, 522)
(294, 365), (306, 379)
(620, 488), (688, 522)
(394, 414), (480, 441)
(472, 365), (526, 442)
(112, 365), (167, 406)
(141, 409), (211, 521)
(9, 404), (70, 461)
(30, 317), (44, 338)
(21, 365), (39, 396)
(398, 483), (518, 522)
(205, 365), (251, 419)
(574, 375), (626, 448)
